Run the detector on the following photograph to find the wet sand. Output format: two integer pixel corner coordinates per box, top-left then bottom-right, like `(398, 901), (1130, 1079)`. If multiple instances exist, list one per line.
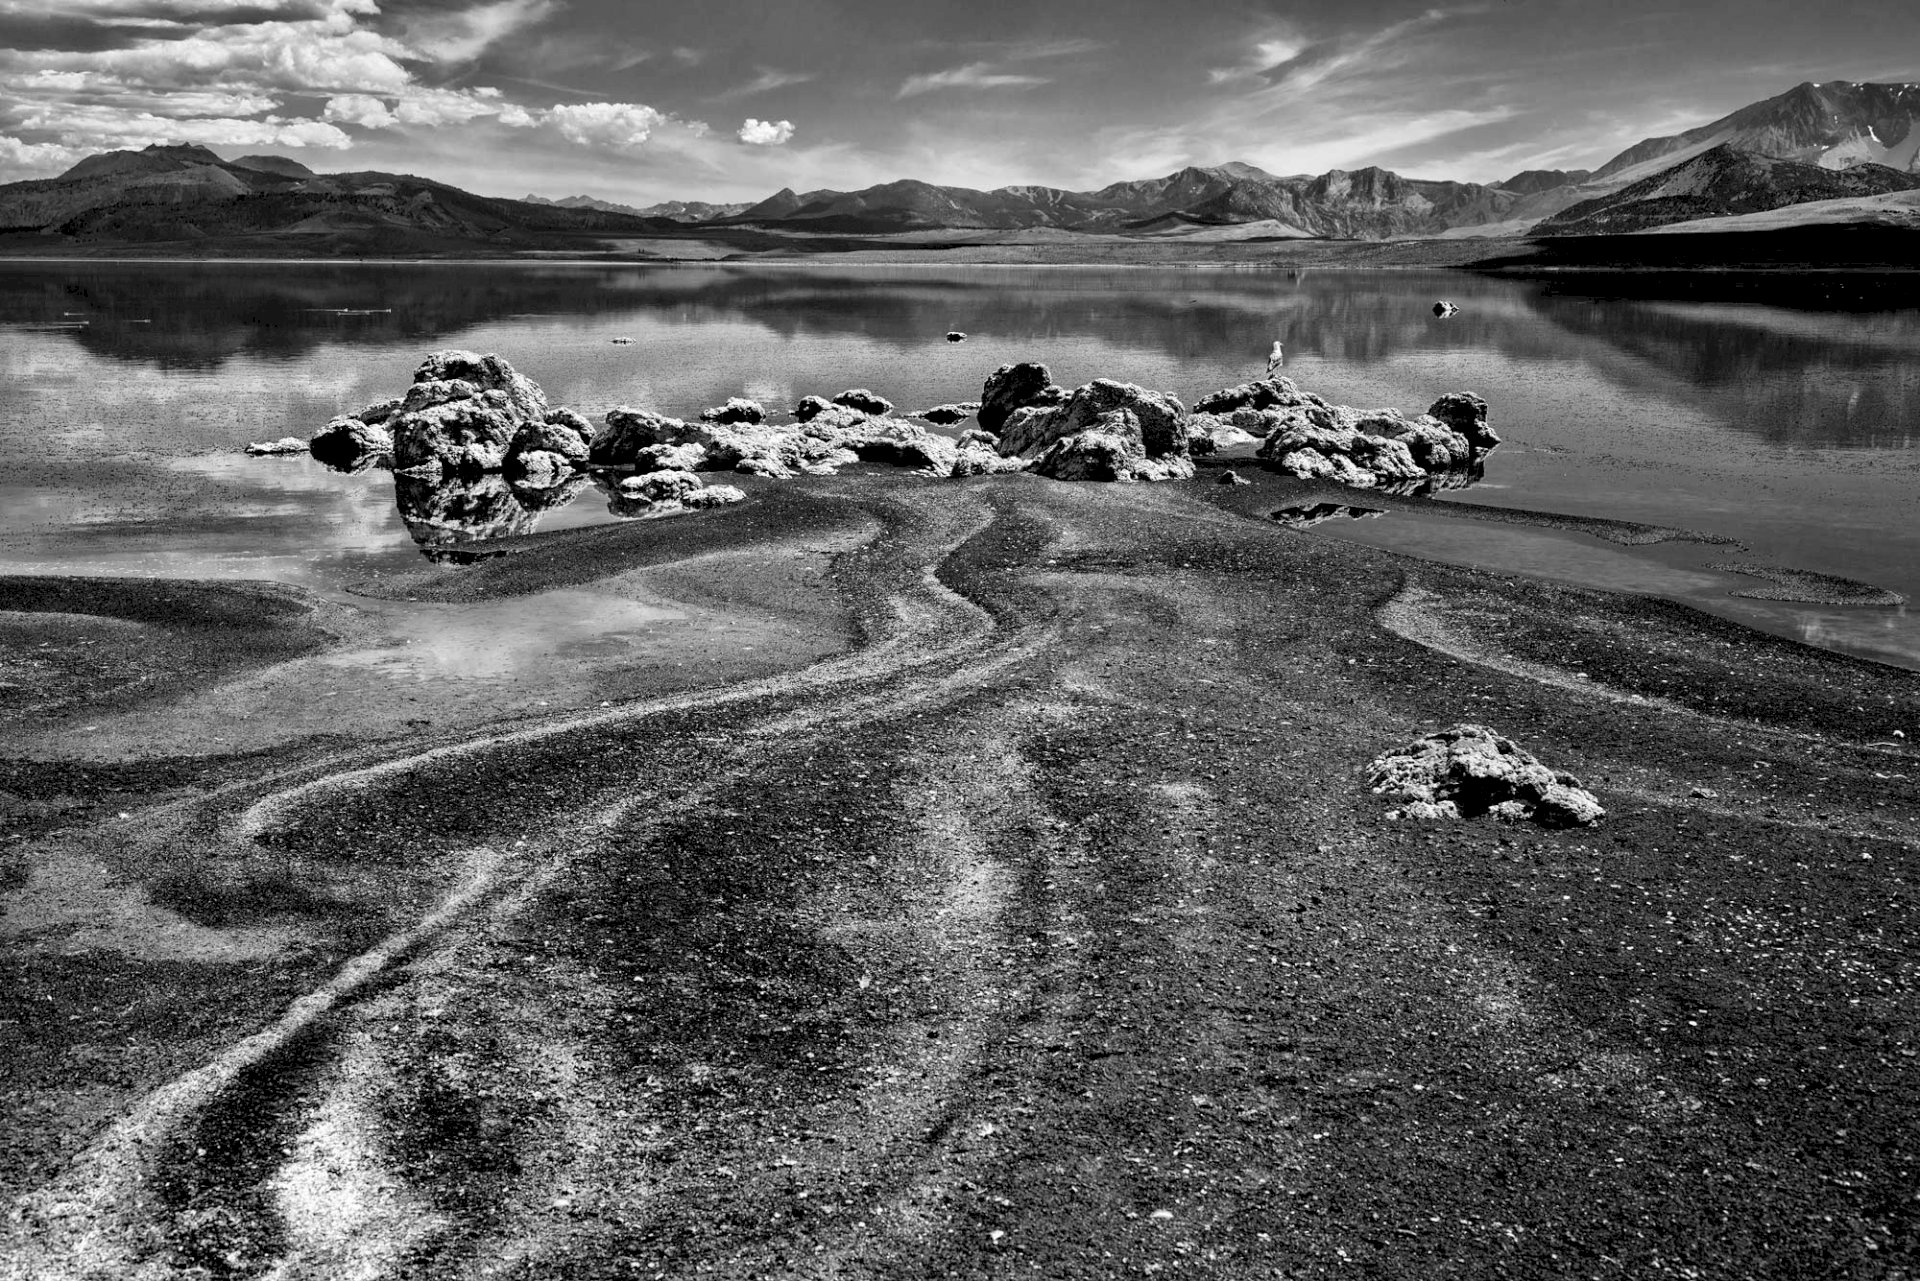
(2, 472), (1918, 1278)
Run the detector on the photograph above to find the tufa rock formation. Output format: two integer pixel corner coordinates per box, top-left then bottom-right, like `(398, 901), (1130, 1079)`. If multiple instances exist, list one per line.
(996, 378), (1195, 483)
(1367, 724), (1605, 828)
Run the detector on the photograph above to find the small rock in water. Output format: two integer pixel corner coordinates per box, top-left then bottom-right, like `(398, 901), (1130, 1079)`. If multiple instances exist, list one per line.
(244, 437), (308, 455)
(1432, 300), (1460, 317)
(946, 331), (967, 342)
(700, 397), (766, 425)
(1217, 469), (1251, 486)
(832, 388), (893, 416)
(611, 336), (633, 345)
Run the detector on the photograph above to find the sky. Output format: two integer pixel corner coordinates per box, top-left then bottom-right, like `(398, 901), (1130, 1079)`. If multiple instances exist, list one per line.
(0, 0), (1915, 204)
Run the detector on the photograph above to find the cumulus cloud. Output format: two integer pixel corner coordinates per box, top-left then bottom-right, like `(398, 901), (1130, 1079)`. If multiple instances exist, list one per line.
(0, 134), (84, 175)
(545, 101), (667, 148)
(897, 62), (1048, 98)
(737, 117), (794, 146)
(322, 85), (526, 129)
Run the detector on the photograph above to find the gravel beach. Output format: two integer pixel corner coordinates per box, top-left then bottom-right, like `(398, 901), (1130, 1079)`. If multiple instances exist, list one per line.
(2, 468), (1916, 1278)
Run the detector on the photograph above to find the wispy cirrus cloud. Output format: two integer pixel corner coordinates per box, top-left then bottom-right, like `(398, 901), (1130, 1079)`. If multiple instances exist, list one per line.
(1206, 33), (1308, 85)
(897, 62), (1048, 98)
(712, 68), (813, 102)
(396, 0), (558, 64)
(894, 33), (1097, 100)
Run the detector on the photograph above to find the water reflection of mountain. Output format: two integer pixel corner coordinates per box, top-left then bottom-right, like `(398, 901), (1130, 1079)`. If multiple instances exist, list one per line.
(4, 261), (1915, 449)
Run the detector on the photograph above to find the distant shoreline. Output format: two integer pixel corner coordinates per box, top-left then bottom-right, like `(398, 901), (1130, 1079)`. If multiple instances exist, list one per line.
(1, 222), (1915, 275)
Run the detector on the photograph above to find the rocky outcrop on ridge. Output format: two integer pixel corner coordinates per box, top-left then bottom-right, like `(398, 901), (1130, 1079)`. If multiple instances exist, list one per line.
(1367, 724), (1605, 828)
(1189, 377), (1497, 494)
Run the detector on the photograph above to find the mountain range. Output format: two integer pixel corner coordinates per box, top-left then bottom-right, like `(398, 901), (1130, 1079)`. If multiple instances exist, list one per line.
(0, 143), (681, 254)
(0, 79), (1915, 254)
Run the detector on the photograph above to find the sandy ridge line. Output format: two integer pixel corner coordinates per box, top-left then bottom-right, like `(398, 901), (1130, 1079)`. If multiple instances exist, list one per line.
(1378, 580), (1919, 844)
(1377, 581), (1907, 755)
(231, 510), (1001, 845)
(1, 845), (509, 1281)
(4, 497), (1034, 1278)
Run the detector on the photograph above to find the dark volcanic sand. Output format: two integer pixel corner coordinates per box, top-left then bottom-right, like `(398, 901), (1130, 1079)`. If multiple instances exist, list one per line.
(2, 473), (1917, 1279)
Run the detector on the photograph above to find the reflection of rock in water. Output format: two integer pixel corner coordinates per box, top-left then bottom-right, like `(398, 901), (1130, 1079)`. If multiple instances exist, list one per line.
(510, 471), (591, 513)
(395, 473), (540, 563)
(1270, 502), (1388, 530)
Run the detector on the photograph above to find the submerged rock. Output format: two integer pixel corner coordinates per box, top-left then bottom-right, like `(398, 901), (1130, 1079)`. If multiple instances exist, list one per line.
(917, 402), (979, 425)
(1270, 501), (1385, 529)
(309, 415), (393, 471)
(792, 395), (835, 423)
(832, 388), (892, 416)
(700, 397), (767, 425)
(244, 436), (307, 456)
(1367, 724), (1605, 828)
(979, 361), (1066, 435)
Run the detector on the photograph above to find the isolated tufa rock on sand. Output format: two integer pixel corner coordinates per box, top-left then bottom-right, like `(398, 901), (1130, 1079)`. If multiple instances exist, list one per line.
(604, 469), (746, 518)
(979, 361), (1066, 435)
(997, 378), (1195, 483)
(1190, 377), (1497, 494)
(1367, 724), (1605, 828)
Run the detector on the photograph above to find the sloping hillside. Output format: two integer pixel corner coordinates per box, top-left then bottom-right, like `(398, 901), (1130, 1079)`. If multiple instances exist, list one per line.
(1538, 144), (1920, 235)
(0, 143), (687, 253)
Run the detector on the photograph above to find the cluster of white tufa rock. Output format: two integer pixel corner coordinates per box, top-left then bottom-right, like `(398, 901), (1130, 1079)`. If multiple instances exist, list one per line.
(1189, 378), (1498, 493)
(294, 349), (1498, 517)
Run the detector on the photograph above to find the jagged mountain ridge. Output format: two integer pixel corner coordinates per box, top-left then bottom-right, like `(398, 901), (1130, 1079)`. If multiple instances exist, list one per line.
(1538, 143), (1920, 235)
(716, 79), (1920, 239)
(522, 193), (749, 221)
(720, 164), (1526, 238)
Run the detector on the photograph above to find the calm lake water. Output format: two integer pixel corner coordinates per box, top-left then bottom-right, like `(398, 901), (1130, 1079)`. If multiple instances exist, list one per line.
(2, 260), (1917, 667)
